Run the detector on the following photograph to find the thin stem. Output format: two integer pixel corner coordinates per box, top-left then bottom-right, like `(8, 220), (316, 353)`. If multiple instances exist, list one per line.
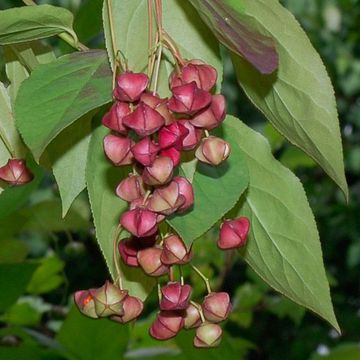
(147, 0), (154, 77)
(22, 0), (88, 51)
(107, 0), (118, 69)
(169, 266), (174, 282)
(142, 190), (152, 205)
(191, 264), (212, 294)
(152, 44), (163, 94)
(204, 129), (210, 137)
(0, 131), (15, 158)
(162, 31), (185, 66)
(179, 266), (184, 286)
(157, 281), (162, 303)
(190, 300), (205, 323)
(154, 0), (163, 36)
(112, 224), (123, 289)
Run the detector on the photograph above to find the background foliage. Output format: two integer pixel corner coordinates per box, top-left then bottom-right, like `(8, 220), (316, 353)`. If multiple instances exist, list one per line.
(0, 0), (359, 359)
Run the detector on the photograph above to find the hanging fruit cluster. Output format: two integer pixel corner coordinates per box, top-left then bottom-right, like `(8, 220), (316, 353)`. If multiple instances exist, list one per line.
(75, 57), (250, 348)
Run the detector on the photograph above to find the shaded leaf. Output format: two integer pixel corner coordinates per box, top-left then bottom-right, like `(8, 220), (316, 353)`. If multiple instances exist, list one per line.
(224, 116), (339, 331)
(0, 5), (77, 45)
(15, 50), (112, 160)
(44, 114), (93, 217)
(189, 0), (278, 74)
(57, 306), (129, 360)
(231, 0), (347, 199)
(0, 262), (38, 312)
(0, 238), (28, 263)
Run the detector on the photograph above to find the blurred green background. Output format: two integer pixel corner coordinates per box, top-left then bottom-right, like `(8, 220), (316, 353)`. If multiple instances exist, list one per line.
(0, 0), (359, 359)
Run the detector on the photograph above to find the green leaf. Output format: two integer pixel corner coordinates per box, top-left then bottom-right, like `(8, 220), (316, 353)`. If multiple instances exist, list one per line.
(188, 0), (278, 74)
(4, 41), (55, 105)
(310, 344), (360, 360)
(3, 302), (41, 326)
(0, 238), (28, 263)
(168, 124), (249, 246)
(86, 124), (155, 300)
(0, 262), (38, 312)
(57, 306), (129, 360)
(0, 82), (25, 158)
(0, 198), (90, 235)
(15, 50), (112, 160)
(224, 116), (339, 332)
(44, 114), (93, 217)
(230, 0), (347, 199)
(0, 5), (77, 45)
(27, 256), (64, 295)
(103, 0), (223, 95)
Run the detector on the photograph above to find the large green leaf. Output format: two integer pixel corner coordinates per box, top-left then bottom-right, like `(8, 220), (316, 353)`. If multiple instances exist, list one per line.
(0, 262), (38, 312)
(44, 115), (93, 217)
(57, 306), (129, 360)
(224, 116), (339, 331)
(0, 82), (25, 158)
(168, 126), (249, 245)
(86, 124), (155, 300)
(103, 0), (223, 95)
(0, 5), (77, 45)
(229, 0), (347, 199)
(15, 50), (112, 160)
(188, 0), (278, 74)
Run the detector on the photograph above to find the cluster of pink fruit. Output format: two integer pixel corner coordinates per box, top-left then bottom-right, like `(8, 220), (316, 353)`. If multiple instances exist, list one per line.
(0, 159), (33, 186)
(75, 60), (250, 348)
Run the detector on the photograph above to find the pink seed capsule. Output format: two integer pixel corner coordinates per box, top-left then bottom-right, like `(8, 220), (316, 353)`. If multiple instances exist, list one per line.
(131, 137), (160, 167)
(113, 72), (149, 102)
(159, 147), (181, 167)
(193, 323), (223, 348)
(172, 176), (194, 212)
(149, 311), (184, 340)
(168, 82), (211, 115)
(142, 156), (174, 186)
(195, 136), (230, 166)
(137, 247), (169, 277)
(158, 121), (189, 150)
(202, 292), (232, 323)
(0, 159), (33, 186)
(115, 175), (145, 202)
(74, 289), (98, 319)
(123, 102), (165, 137)
(102, 102), (131, 134)
(178, 120), (203, 150)
(160, 234), (192, 265)
(120, 208), (158, 237)
(160, 282), (192, 311)
(103, 135), (134, 166)
(218, 217), (250, 250)
(169, 59), (217, 91)
(190, 95), (226, 130)
(111, 296), (144, 324)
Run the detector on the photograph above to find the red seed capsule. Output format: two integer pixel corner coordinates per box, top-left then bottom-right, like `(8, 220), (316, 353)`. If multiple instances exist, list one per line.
(113, 72), (149, 102)
(142, 156), (174, 186)
(103, 135), (134, 166)
(160, 282), (192, 311)
(168, 82), (211, 115)
(120, 208), (158, 237)
(123, 102), (165, 137)
(159, 147), (181, 167)
(111, 296), (144, 324)
(160, 234), (192, 265)
(148, 181), (185, 215)
(169, 59), (217, 91)
(149, 311), (184, 340)
(137, 247), (169, 277)
(202, 292), (232, 323)
(116, 175), (145, 202)
(131, 137), (160, 167)
(218, 217), (250, 250)
(102, 102), (131, 134)
(190, 95), (226, 130)
(195, 136), (230, 166)
(183, 303), (202, 329)
(178, 120), (203, 150)
(0, 159), (33, 186)
(140, 92), (174, 125)
(158, 121), (189, 150)
(172, 176), (194, 212)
